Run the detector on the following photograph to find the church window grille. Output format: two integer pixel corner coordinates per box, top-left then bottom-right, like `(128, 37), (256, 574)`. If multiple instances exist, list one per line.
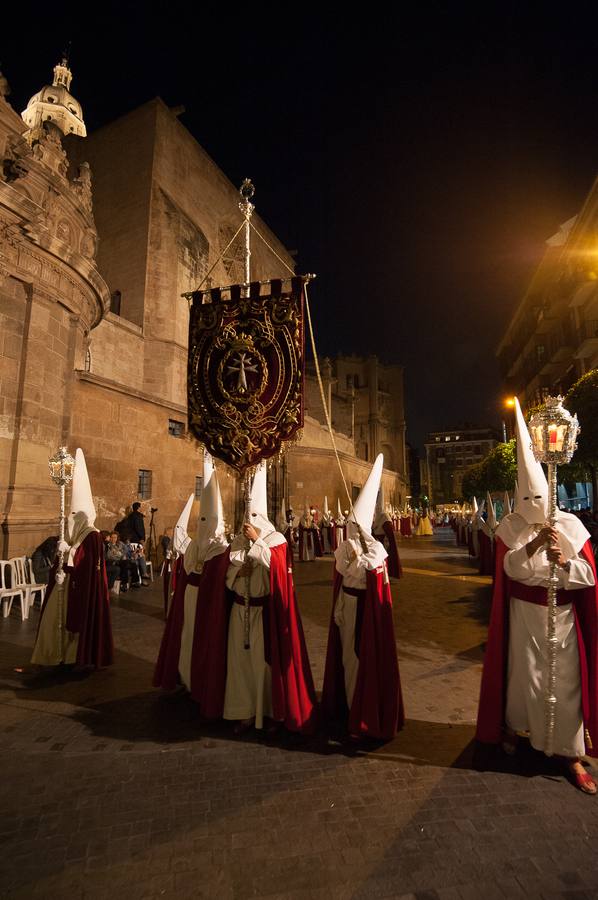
(138, 470), (152, 500)
(168, 419), (185, 437)
(195, 476), (203, 499)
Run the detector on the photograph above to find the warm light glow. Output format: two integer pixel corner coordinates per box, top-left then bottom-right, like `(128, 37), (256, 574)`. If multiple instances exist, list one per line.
(505, 397), (515, 408)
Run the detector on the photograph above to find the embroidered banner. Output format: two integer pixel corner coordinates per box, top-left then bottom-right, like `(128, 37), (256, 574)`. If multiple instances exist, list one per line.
(188, 277), (305, 473)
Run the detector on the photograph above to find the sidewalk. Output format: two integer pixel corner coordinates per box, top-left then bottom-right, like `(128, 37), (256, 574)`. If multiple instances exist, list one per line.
(1, 531), (597, 899)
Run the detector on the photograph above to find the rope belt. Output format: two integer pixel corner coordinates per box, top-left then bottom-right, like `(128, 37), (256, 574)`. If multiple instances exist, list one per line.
(342, 585), (366, 599)
(233, 594), (267, 608)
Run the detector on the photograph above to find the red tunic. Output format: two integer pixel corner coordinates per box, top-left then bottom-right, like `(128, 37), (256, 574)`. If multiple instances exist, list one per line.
(39, 531), (113, 669)
(476, 537), (598, 757)
(322, 566), (404, 740)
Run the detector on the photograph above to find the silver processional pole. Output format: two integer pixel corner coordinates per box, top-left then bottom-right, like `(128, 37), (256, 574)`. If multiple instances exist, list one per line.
(528, 396), (580, 757)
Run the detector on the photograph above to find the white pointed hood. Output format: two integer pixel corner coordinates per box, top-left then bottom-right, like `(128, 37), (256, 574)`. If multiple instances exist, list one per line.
(184, 453), (227, 572)
(195, 455), (226, 553)
(67, 448), (97, 561)
(472, 496), (478, 516)
(173, 492), (194, 555)
(373, 482), (389, 532)
(278, 496), (287, 531)
(348, 453), (383, 539)
(502, 491), (512, 517)
(249, 461), (276, 538)
(336, 498), (344, 522)
(486, 492), (497, 530)
(514, 397), (548, 525)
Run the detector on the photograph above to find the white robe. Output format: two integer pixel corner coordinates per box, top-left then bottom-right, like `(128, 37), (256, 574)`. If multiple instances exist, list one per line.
(333, 537), (388, 706)
(223, 529), (286, 727)
(31, 576), (79, 665)
(504, 540), (595, 757)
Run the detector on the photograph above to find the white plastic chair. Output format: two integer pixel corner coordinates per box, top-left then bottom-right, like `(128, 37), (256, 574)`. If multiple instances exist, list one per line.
(24, 557), (47, 613)
(0, 560), (26, 620)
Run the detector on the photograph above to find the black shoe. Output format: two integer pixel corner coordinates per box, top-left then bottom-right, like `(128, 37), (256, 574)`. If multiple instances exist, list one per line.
(131, 583), (141, 590)
(120, 586), (128, 593)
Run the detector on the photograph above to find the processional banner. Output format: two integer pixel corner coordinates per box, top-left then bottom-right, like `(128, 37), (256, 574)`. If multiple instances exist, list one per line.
(188, 277), (305, 474)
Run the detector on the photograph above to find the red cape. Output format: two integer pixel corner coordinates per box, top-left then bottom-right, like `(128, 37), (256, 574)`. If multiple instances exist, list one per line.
(478, 530), (494, 576)
(187, 542), (317, 733)
(38, 532), (113, 668)
(322, 564), (404, 740)
(400, 516), (412, 537)
(381, 520), (403, 579)
(153, 553), (195, 690)
(476, 537), (598, 757)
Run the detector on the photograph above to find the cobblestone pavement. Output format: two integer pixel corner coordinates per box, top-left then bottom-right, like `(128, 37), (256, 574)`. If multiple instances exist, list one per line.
(2, 530), (598, 899)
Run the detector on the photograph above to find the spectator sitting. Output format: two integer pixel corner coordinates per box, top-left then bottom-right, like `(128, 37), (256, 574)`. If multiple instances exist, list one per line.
(105, 532), (137, 593)
(130, 542), (150, 586)
(31, 536), (59, 585)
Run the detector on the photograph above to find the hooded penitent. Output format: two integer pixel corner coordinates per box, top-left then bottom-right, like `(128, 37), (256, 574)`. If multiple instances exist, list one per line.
(513, 396), (549, 525)
(249, 461), (276, 539)
(336, 498), (343, 522)
(502, 491), (512, 518)
(496, 397), (589, 557)
(173, 493), (195, 557)
(347, 453), (384, 543)
(191, 451), (227, 564)
(278, 496), (288, 532)
(67, 448), (98, 565)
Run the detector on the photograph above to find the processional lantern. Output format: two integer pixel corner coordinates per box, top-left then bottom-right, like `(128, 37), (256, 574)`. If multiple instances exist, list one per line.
(48, 446), (75, 587)
(528, 396), (580, 756)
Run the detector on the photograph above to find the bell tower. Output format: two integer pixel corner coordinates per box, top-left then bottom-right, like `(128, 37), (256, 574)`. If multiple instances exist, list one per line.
(21, 55), (86, 138)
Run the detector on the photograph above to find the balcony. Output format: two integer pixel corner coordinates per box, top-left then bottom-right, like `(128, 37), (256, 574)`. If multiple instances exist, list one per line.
(574, 319), (598, 360)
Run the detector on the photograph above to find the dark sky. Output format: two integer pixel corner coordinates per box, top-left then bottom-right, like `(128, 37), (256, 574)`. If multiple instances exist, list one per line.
(4, 3), (598, 447)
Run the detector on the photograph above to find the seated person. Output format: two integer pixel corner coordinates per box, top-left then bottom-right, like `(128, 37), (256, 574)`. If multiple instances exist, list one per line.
(105, 532), (138, 592)
(31, 536), (59, 585)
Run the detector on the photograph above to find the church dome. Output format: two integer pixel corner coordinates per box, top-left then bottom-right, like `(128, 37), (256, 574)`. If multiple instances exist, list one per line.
(21, 58), (86, 138)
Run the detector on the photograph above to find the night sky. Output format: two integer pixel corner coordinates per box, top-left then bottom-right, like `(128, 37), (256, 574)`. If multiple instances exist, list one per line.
(4, 4), (598, 447)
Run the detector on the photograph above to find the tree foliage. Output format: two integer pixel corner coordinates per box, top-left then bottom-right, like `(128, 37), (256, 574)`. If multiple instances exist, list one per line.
(461, 440), (517, 501)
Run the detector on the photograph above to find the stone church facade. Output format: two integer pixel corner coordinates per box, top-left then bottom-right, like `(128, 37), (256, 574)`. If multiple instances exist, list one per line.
(0, 62), (407, 557)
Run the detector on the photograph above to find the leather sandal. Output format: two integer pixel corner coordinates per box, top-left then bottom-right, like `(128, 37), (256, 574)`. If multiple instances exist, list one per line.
(570, 767), (597, 795)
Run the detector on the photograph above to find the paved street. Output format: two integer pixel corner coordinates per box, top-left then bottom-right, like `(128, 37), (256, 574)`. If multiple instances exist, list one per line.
(2, 530), (598, 899)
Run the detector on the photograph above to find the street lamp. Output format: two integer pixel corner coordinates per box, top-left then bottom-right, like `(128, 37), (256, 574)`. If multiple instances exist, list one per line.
(528, 396), (580, 756)
(502, 397), (516, 442)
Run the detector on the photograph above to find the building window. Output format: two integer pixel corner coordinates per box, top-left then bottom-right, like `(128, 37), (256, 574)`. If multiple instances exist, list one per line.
(435, 437), (441, 442)
(138, 469), (152, 499)
(84, 347), (92, 373)
(445, 436), (451, 442)
(168, 419), (185, 437)
(110, 290), (122, 315)
(195, 476), (202, 499)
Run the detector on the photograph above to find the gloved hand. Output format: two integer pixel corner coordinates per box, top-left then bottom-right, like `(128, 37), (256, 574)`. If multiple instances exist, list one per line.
(58, 540), (70, 554)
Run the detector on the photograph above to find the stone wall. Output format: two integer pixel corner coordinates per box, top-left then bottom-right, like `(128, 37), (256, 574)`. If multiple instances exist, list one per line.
(0, 87), (110, 556)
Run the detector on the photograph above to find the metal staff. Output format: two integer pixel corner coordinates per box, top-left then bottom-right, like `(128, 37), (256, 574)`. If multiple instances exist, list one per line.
(238, 177), (255, 650)
(529, 397), (580, 757)
(48, 447), (75, 584)
(241, 469), (253, 650)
